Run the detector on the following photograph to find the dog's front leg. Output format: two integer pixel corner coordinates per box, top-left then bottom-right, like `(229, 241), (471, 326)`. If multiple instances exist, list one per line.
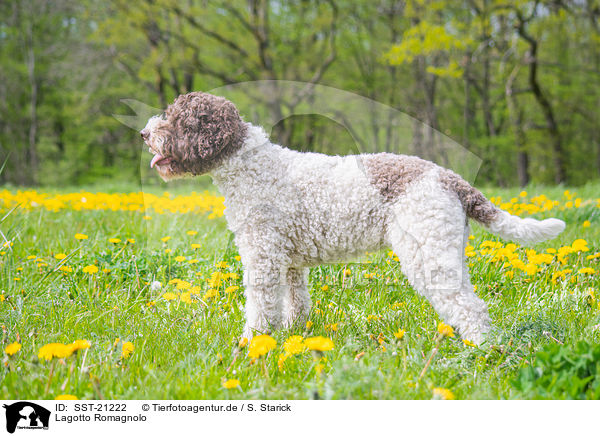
(241, 258), (286, 342)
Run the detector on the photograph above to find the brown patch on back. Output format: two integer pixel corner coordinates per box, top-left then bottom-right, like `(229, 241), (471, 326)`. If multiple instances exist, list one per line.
(363, 153), (434, 201)
(439, 169), (499, 225)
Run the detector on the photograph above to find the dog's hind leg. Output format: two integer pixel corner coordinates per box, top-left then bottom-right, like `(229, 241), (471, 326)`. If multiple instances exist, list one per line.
(282, 267), (312, 328)
(388, 197), (491, 344)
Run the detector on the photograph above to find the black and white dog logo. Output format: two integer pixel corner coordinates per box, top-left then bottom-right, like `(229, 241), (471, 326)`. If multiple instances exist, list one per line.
(3, 402), (50, 434)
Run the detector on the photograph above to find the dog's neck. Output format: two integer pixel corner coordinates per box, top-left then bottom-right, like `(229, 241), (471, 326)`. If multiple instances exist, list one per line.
(209, 122), (285, 196)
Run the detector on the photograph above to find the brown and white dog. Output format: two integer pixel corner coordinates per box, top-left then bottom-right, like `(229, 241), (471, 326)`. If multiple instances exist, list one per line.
(142, 91), (565, 344)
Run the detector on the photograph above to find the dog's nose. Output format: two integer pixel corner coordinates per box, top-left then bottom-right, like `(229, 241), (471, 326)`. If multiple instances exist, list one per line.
(140, 129), (150, 141)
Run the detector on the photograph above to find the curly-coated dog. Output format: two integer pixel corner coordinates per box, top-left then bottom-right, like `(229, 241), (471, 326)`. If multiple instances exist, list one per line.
(141, 91), (565, 344)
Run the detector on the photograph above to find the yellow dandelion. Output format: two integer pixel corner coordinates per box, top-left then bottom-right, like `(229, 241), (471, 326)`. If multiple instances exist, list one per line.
(186, 230), (198, 236)
(437, 322), (455, 338)
(238, 337), (248, 348)
(74, 233), (88, 240)
(203, 288), (218, 299)
(108, 238), (121, 244)
(304, 336), (334, 352)
(433, 387), (455, 400)
(224, 285), (239, 293)
(162, 292), (177, 301)
(248, 335), (277, 358)
(176, 280), (191, 290)
(283, 335), (306, 355)
(234, 255), (241, 261)
(54, 253), (67, 260)
(161, 236), (171, 243)
(174, 256), (186, 262)
(583, 220), (591, 228)
(121, 341), (134, 358)
(5, 342), (21, 356)
(394, 329), (405, 340)
(222, 379), (240, 389)
(463, 339), (476, 347)
(127, 238), (135, 244)
(180, 292), (193, 304)
(306, 320), (313, 329)
(191, 243), (201, 249)
(55, 394), (78, 400)
(82, 265), (98, 274)
(38, 343), (73, 361)
(165, 248), (172, 254)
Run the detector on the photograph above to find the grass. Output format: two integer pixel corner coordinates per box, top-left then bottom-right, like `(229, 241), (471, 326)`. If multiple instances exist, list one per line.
(0, 182), (599, 400)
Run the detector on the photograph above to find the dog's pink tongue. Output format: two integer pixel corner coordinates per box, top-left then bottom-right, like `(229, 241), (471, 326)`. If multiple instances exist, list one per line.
(150, 154), (163, 168)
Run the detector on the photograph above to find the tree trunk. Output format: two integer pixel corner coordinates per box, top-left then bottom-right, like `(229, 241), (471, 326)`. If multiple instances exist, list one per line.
(517, 16), (567, 183)
(26, 20), (38, 185)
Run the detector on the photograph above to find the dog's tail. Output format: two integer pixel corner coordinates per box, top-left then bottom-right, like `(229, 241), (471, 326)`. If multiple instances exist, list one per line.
(441, 170), (565, 245)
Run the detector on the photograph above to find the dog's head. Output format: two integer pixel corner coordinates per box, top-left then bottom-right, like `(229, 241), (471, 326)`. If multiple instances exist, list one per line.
(141, 92), (247, 181)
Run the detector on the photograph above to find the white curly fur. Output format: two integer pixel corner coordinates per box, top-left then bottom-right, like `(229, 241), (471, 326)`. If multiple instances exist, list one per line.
(202, 123), (565, 344)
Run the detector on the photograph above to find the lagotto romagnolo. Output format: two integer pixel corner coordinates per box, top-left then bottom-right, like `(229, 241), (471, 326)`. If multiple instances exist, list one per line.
(141, 91), (566, 345)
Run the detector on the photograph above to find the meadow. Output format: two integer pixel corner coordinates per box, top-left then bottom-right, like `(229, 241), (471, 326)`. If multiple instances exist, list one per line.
(1, 181), (599, 400)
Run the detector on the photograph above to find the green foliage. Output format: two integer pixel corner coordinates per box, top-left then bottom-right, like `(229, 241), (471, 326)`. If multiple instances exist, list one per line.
(512, 341), (600, 399)
(0, 0), (599, 187)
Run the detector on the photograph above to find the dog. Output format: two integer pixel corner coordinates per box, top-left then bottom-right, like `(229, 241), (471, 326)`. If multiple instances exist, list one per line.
(141, 91), (565, 344)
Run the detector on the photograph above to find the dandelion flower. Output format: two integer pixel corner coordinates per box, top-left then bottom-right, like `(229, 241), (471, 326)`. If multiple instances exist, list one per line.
(394, 329), (405, 340)
(174, 256), (186, 262)
(38, 343), (73, 361)
(69, 340), (91, 353)
(180, 292), (193, 304)
(54, 253), (67, 260)
(55, 394), (78, 400)
(306, 321), (313, 329)
(186, 230), (198, 236)
(433, 387), (455, 400)
(283, 335), (306, 355)
(248, 335), (277, 358)
(238, 337), (248, 348)
(82, 265), (98, 274)
(222, 379), (240, 389)
(176, 280), (191, 290)
(161, 236), (171, 243)
(5, 342), (21, 356)
(304, 336), (334, 352)
(224, 285), (239, 294)
(437, 322), (455, 338)
(108, 238), (121, 244)
(583, 220), (591, 228)
(162, 292), (177, 301)
(121, 342), (134, 358)
(74, 233), (88, 240)
(191, 243), (201, 249)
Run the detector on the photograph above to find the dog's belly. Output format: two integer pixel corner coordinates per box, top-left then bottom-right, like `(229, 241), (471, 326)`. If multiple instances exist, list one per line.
(289, 209), (389, 267)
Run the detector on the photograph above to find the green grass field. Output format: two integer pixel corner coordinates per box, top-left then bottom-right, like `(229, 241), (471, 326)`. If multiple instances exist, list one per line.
(1, 182), (599, 400)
